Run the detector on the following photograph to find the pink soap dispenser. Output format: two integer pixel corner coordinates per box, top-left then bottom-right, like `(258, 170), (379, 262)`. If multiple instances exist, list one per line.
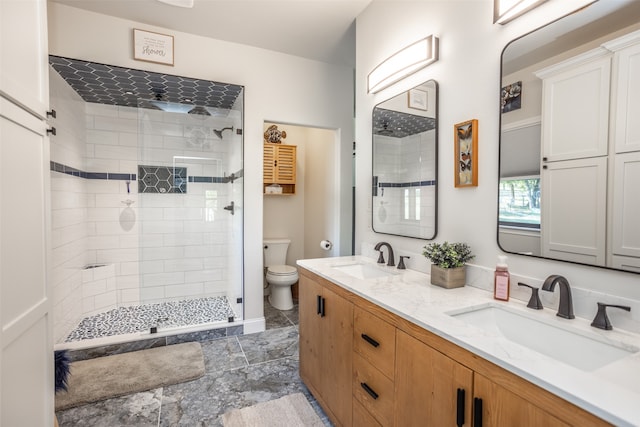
(494, 255), (510, 301)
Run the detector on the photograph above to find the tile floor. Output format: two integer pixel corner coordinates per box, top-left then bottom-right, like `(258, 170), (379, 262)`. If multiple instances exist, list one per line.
(55, 298), (333, 426)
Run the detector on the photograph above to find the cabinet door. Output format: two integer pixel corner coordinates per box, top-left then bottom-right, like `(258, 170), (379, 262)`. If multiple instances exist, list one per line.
(1, 98), (52, 427)
(263, 144), (276, 182)
(539, 55), (610, 162)
(394, 331), (473, 426)
(474, 373), (568, 427)
(612, 152), (640, 260)
(321, 286), (353, 426)
(274, 145), (296, 184)
(0, 0), (49, 117)
(611, 40), (640, 153)
(298, 274), (323, 394)
(541, 157), (607, 266)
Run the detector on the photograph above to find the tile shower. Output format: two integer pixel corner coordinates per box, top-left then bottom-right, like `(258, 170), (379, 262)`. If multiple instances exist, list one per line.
(49, 58), (244, 347)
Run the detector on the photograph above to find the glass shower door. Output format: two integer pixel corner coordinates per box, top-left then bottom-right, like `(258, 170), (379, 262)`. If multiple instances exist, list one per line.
(136, 97), (243, 332)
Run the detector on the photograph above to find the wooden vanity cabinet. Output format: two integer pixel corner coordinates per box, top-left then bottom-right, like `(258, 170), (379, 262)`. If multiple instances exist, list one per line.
(298, 268), (610, 427)
(394, 330), (473, 426)
(298, 272), (353, 426)
(473, 373), (569, 427)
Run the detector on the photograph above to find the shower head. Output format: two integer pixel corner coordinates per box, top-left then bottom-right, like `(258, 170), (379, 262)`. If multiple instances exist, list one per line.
(213, 126), (234, 139)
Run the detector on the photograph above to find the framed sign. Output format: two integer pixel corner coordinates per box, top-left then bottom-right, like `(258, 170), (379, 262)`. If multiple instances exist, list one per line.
(133, 29), (174, 66)
(408, 88), (428, 110)
(454, 119), (478, 188)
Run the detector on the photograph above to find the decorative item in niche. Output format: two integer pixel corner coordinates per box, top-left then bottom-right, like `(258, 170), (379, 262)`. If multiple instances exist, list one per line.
(264, 125), (287, 143)
(501, 81), (522, 113)
(138, 165), (187, 193)
(408, 88), (428, 110)
(133, 29), (174, 66)
(454, 119), (478, 188)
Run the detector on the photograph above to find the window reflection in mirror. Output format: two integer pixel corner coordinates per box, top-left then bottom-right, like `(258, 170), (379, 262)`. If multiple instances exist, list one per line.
(372, 80), (438, 239)
(498, 0), (640, 272)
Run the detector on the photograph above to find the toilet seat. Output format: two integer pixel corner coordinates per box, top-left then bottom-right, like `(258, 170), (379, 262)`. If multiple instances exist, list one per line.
(267, 265), (297, 276)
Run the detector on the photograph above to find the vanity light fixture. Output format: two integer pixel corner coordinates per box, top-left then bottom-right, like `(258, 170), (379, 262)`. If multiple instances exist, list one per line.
(156, 0), (194, 8)
(367, 35), (439, 94)
(494, 0), (548, 24)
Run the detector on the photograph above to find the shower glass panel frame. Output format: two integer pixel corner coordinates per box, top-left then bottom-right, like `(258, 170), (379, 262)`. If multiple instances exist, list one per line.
(136, 96), (244, 332)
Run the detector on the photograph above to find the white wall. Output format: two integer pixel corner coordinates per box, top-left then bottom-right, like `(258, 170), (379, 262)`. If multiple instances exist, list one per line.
(48, 3), (355, 327)
(355, 0), (640, 329)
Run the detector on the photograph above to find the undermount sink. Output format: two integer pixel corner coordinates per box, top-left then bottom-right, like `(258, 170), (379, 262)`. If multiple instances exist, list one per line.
(331, 263), (397, 280)
(448, 304), (638, 371)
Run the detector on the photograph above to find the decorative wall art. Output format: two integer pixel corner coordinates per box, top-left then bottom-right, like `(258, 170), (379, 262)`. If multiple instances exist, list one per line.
(454, 119), (478, 187)
(501, 81), (521, 113)
(133, 29), (174, 66)
(408, 88), (428, 110)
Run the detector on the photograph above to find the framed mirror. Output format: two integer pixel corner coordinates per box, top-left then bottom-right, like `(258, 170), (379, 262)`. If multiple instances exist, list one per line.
(372, 80), (438, 239)
(498, 0), (640, 273)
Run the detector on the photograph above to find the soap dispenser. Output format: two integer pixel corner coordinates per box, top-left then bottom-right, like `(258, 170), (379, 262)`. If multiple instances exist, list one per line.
(494, 255), (510, 301)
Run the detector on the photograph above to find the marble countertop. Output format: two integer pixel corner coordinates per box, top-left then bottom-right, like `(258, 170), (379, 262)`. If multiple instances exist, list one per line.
(297, 255), (640, 427)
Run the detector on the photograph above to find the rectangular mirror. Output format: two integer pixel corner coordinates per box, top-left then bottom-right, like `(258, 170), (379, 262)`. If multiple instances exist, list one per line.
(372, 80), (438, 239)
(498, 0), (640, 273)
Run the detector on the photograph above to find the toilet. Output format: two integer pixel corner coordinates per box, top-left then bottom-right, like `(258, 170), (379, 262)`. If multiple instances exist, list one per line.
(263, 238), (299, 310)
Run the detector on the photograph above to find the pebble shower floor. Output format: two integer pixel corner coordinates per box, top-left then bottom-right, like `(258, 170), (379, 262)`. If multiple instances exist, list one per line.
(65, 296), (237, 342)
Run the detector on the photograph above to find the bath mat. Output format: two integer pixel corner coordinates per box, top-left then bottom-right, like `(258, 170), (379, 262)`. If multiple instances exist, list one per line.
(55, 342), (204, 411)
(222, 393), (324, 427)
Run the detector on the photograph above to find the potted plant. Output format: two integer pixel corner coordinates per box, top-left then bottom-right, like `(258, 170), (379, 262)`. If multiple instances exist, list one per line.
(422, 242), (474, 289)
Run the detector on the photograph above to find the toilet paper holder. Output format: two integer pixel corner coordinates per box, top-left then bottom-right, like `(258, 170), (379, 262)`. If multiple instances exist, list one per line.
(320, 240), (333, 250)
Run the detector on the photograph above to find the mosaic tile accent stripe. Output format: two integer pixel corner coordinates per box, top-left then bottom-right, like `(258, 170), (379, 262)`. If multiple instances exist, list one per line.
(50, 161), (136, 180)
(51, 161), (232, 184)
(138, 165), (187, 193)
(65, 296), (237, 342)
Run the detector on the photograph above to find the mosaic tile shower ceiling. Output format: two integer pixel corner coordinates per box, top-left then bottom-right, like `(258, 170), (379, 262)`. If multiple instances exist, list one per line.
(373, 108), (436, 138)
(48, 55), (243, 110)
(138, 165), (187, 193)
(65, 296), (237, 342)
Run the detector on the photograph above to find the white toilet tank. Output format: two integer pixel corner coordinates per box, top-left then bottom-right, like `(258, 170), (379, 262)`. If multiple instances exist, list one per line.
(263, 238), (290, 267)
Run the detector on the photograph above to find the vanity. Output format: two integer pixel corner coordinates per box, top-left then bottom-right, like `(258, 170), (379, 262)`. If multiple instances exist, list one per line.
(297, 256), (640, 427)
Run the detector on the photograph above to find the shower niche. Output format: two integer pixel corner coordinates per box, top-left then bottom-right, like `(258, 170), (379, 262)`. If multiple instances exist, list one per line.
(48, 56), (245, 346)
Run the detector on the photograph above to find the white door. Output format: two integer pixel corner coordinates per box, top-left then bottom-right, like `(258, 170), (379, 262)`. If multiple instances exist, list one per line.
(1, 0), (52, 425)
(537, 52), (611, 162)
(1, 98), (53, 427)
(541, 157), (607, 266)
(608, 33), (640, 154)
(0, 0), (50, 117)
(612, 152), (640, 260)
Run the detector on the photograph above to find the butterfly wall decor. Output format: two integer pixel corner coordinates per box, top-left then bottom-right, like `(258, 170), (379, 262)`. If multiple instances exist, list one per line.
(454, 119), (478, 188)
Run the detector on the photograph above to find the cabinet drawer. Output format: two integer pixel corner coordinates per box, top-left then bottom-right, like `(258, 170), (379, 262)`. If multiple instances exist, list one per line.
(353, 352), (394, 427)
(354, 306), (396, 380)
(353, 398), (382, 427)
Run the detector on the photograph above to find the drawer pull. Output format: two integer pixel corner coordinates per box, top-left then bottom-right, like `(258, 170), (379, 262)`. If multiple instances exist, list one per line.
(473, 397), (483, 427)
(361, 333), (380, 348)
(456, 388), (465, 427)
(360, 382), (379, 400)
(316, 295), (322, 315)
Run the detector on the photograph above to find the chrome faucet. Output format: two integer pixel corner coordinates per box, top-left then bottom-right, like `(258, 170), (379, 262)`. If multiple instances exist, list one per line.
(542, 275), (575, 319)
(374, 242), (395, 267)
